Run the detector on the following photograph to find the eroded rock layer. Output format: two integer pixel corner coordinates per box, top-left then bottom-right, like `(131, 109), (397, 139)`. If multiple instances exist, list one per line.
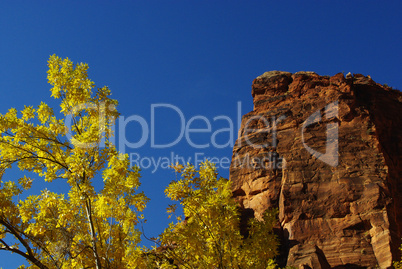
(230, 71), (402, 268)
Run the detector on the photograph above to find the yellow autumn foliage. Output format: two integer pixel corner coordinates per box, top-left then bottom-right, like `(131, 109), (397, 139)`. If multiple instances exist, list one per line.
(0, 55), (280, 269)
(0, 55), (147, 269)
(157, 161), (279, 269)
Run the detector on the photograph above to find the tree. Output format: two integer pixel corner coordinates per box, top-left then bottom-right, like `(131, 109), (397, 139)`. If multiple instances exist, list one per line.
(156, 161), (278, 269)
(0, 55), (279, 269)
(0, 55), (148, 268)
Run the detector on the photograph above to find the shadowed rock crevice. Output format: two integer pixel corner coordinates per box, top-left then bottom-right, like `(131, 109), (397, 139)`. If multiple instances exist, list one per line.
(230, 71), (402, 268)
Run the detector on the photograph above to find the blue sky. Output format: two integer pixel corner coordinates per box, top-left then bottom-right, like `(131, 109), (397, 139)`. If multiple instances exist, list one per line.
(1, 1), (401, 267)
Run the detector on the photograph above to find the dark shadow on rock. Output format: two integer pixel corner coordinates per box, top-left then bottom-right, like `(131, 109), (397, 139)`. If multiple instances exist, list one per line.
(239, 208), (255, 238)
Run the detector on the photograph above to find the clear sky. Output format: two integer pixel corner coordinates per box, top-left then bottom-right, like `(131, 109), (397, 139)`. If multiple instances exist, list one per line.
(1, 1), (401, 267)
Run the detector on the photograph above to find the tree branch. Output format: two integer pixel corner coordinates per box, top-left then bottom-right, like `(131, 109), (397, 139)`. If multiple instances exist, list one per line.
(0, 219), (49, 269)
(81, 173), (103, 269)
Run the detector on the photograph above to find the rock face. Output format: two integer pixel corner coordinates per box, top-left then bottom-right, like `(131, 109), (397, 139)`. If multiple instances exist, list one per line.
(229, 71), (402, 268)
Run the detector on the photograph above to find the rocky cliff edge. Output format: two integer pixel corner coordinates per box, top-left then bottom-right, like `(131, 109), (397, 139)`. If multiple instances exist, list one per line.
(230, 71), (402, 268)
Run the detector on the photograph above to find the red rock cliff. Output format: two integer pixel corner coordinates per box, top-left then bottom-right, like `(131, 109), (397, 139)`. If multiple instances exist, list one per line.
(229, 71), (402, 268)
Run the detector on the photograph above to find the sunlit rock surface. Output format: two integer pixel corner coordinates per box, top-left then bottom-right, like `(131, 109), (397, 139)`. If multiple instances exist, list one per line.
(230, 71), (402, 268)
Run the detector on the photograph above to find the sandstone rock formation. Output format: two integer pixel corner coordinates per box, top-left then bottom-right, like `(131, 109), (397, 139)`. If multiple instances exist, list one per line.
(230, 71), (402, 268)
